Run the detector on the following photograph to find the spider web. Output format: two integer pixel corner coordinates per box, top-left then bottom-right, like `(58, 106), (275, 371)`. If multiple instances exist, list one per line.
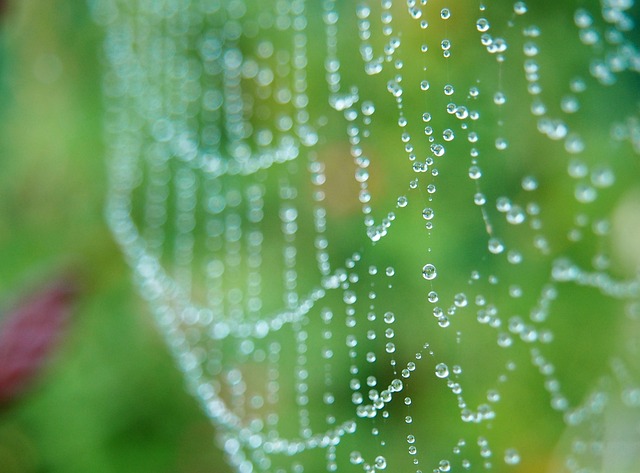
(93, 0), (640, 471)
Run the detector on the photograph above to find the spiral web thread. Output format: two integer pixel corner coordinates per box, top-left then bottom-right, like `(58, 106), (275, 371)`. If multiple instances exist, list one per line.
(94, 0), (640, 472)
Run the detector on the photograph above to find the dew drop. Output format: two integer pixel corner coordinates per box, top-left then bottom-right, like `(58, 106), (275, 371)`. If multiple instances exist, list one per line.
(504, 449), (520, 465)
(435, 363), (450, 378)
(469, 166), (482, 179)
(422, 264), (437, 280)
(422, 207), (435, 220)
(493, 92), (506, 105)
(350, 451), (364, 465)
(521, 175), (538, 191)
(454, 293), (468, 307)
(506, 206), (525, 225)
(476, 18), (490, 32)
(488, 238), (505, 254)
(443, 129), (455, 141)
(513, 2), (527, 15)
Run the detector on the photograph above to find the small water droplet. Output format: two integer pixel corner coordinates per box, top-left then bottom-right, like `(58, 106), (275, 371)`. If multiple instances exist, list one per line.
(504, 448), (520, 465)
(422, 207), (435, 220)
(422, 264), (437, 280)
(488, 238), (505, 254)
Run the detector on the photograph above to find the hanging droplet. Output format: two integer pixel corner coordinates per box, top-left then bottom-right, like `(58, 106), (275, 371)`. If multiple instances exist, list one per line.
(435, 363), (449, 378)
(504, 449), (520, 465)
(375, 456), (387, 470)
(350, 451), (364, 465)
(422, 207), (435, 220)
(513, 2), (527, 15)
(422, 264), (437, 280)
(488, 238), (505, 254)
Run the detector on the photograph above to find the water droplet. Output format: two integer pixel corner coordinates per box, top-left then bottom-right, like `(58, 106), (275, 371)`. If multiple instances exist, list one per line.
(561, 95), (579, 113)
(575, 184), (597, 203)
(350, 451), (364, 465)
(488, 238), (505, 254)
(506, 206), (525, 225)
(493, 92), (506, 105)
(443, 129), (455, 141)
(440, 8), (451, 19)
(507, 250), (522, 264)
(476, 18), (490, 32)
(454, 293), (468, 307)
(435, 363), (450, 378)
(521, 175), (538, 191)
(469, 166), (482, 179)
(591, 167), (615, 188)
(504, 449), (520, 465)
(497, 333), (513, 347)
(343, 291), (357, 304)
(422, 208), (435, 220)
(513, 2), (527, 15)
(422, 264), (437, 280)
(431, 144), (445, 156)
(362, 101), (376, 116)
(375, 456), (387, 470)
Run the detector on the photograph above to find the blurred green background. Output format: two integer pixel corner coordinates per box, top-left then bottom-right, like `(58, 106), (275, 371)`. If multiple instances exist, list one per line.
(0, 2), (225, 472)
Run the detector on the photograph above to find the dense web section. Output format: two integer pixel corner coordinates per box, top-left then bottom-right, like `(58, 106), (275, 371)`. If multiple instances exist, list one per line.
(93, 0), (640, 472)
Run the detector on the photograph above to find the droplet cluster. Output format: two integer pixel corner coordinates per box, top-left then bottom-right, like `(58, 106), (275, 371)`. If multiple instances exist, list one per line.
(97, 0), (640, 472)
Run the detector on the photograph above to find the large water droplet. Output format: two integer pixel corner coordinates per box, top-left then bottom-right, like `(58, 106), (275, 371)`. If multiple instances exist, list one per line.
(422, 264), (437, 280)
(435, 363), (449, 378)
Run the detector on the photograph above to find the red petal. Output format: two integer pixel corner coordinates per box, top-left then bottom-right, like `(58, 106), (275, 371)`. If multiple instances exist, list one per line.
(0, 277), (77, 404)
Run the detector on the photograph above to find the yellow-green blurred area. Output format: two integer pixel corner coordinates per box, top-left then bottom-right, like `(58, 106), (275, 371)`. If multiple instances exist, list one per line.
(1, 1), (640, 473)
